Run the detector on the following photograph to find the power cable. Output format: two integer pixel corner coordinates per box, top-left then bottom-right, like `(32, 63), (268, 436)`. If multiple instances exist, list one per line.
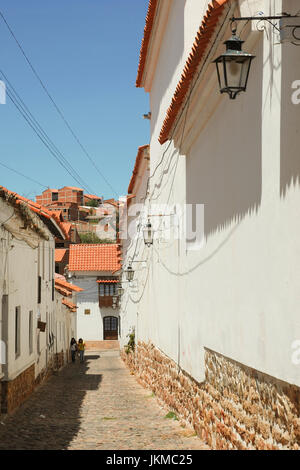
(0, 160), (47, 188)
(0, 9), (119, 197)
(1, 70), (96, 194)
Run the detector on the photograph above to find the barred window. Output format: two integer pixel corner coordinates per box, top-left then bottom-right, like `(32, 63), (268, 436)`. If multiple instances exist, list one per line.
(99, 283), (117, 297)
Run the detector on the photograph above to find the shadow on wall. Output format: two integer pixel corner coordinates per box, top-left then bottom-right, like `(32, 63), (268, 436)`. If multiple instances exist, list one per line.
(150, 0), (185, 132)
(0, 356), (102, 450)
(280, 0), (300, 197)
(186, 37), (263, 239)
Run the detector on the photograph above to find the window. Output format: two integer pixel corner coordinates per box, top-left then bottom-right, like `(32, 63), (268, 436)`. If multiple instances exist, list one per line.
(38, 276), (41, 304)
(52, 192), (58, 201)
(99, 283), (117, 297)
(15, 306), (20, 358)
(98, 281), (118, 308)
(84, 309), (91, 315)
(29, 311), (33, 355)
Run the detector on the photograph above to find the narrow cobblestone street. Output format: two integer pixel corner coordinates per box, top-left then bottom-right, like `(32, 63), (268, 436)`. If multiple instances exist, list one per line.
(0, 351), (208, 450)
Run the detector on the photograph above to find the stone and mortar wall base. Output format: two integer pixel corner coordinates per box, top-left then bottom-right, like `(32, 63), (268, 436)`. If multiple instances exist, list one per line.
(121, 341), (300, 450)
(1, 351), (70, 415)
(1, 364), (35, 414)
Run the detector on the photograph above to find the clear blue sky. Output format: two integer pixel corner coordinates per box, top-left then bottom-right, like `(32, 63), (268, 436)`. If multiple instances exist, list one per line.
(0, 0), (150, 200)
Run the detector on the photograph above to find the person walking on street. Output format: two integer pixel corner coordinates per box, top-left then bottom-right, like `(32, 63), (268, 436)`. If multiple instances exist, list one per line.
(78, 338), (85, 363)
(70, 338), (77, 363)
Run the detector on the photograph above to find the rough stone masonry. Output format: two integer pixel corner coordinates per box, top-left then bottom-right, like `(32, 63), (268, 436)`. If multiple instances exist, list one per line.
(122, 341), (300, 450)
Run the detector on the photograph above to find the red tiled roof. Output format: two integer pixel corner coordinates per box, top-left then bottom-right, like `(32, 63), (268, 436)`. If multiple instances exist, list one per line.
(55, 248), (68, 263)
(61, 222), (73, 236)
(85, 194), (102, 200)
(55, 285), (72, 297)
(97, 279), (119, 283)
(159, 0), (229, 144)
(69, 244), (122, 272)
(128, 145), (149, 194)
(0, 186), (69, 239)
(55, 277), (83, 292)
(103, 199), (119, 208)
(136, 0), (159, 87)
(62, 298), (77, 312)
(61, 186), (83, 191)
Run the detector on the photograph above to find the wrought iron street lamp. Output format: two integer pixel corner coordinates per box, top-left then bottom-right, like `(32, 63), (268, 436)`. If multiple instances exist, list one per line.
(143, 219), (153, 247)
(118, 285), (125, 296)
(125, 265), (134, 282)
(213, 26), (255, 99)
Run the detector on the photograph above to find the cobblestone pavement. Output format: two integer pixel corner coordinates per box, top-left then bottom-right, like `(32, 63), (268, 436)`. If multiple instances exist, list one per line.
(0, 351), (208, 450)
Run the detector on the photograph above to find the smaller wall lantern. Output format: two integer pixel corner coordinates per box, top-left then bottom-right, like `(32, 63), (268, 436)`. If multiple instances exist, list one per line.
(118, 286), (125, 296)
(125, 265), (134, 282)
(213, 25), (255, 99)
(143, 219), (153, 247)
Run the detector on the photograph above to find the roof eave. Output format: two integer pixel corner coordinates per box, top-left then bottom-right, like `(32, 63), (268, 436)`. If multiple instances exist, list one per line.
(136, 0), (172, 91)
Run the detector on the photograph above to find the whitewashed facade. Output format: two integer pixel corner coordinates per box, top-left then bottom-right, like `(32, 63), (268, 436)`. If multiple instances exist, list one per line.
(69, 272), (120, 343)
(0, 188), (75, 412)
(121, 0), (300, 387)
(0, 194), (55, 393)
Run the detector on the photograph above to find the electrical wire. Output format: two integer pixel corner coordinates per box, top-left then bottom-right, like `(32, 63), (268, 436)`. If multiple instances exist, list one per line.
(0, 160), (48, 189)
(1, 68), (95, 194)
(0, 9), (119, 197)
(1, 70), (96, 194)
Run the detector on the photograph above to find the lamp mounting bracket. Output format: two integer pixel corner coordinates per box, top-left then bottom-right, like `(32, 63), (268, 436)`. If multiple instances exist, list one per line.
(230, 14), (300, 35)
(231, 15), (299, 22)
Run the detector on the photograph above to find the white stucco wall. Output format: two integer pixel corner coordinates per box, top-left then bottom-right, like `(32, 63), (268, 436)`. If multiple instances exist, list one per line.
(121, 0), (300, 386)
(0, 198), (56, 381)
(71, 273), (119, 342)
(55, 292), (77, 359)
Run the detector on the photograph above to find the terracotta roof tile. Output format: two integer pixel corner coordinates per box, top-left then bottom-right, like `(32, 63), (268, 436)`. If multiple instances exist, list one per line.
(68, 244), (122, 272)
(0, 186), (69, 239)
(55, 248), (68, 263)
(55, 285), (72, 297)
(128, 145), (149, 194)
(62, 298), (77, 312)
(136, 0), (159, 88)
(61, 222), (73, 236)
(55, 277), (83, 292)
(85, 194), (102, 200)
(158, 0), (229, 144)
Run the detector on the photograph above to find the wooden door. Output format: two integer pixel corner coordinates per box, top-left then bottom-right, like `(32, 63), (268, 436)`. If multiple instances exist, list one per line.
(103, 316), (118, 340)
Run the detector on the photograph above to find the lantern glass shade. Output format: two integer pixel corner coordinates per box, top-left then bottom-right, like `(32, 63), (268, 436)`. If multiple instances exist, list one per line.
(143, 221), (153, 247)
(118, 286), (125, 296)
(214, 35), (255, 99)
(125, 265), (134, 282)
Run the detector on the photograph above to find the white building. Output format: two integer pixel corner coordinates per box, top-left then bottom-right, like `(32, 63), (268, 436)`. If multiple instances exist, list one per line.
(68, 243), (122, 348)
(121, 0), (300, 450)
(54, 275), (83, 366)
(0, 186), (75, 413)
